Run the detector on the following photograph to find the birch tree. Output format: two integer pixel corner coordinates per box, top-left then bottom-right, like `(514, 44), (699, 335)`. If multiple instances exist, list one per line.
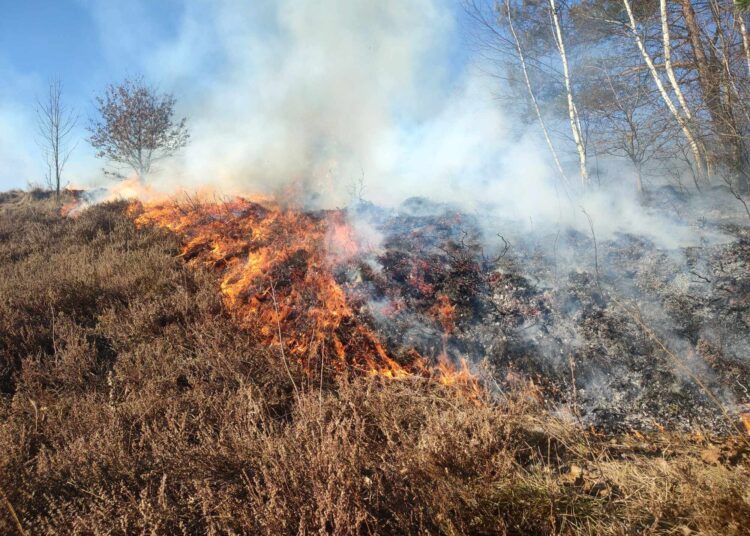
(659, 0), (692, 120)
(736, 10), (750, 73)
(469, 0), (750, 195)
(621, 0), (706, 179)
(504, 0), (571, 190)
(548, 0), (589, 186)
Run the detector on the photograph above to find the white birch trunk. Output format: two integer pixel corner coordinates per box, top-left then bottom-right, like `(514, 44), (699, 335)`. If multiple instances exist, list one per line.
(548, 0), (589, 186)
(739, 12), (750, 74)
(505, 0), (571, 190)
(660, 0), (692, 119)
(622, 0), (705, 177)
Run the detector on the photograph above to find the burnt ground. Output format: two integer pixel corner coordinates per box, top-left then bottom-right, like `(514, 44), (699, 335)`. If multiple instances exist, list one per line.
(337, 190), (750, 434)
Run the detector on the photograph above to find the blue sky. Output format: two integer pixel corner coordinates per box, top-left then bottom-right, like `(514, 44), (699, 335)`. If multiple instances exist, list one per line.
(0, 0), (181, 189)
(0, 0), (186, 95)
(0, 1), (102, 96)
(0, 0), (479, 194)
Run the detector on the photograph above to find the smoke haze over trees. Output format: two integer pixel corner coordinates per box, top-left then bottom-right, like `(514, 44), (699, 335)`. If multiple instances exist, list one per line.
(4, 0), (750, 229)
(468, 0), (750, 198)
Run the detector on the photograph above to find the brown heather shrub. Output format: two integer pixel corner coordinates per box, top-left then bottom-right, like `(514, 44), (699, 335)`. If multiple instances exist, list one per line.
(0, 190), (748, 535)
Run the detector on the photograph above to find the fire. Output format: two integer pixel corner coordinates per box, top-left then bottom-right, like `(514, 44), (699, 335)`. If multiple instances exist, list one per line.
(431, 293), (456, 334)
(60, 199), (81, 218)
(741, 413), (750, 437)
(131, 196), (481, 394)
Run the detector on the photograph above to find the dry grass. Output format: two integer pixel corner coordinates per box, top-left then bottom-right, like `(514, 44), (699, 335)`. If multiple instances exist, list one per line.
(0, 190), (748, 535)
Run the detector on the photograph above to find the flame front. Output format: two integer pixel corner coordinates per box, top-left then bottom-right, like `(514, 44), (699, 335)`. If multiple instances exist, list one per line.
(741, 412), (750, 438)
(132, 197), (480, 393)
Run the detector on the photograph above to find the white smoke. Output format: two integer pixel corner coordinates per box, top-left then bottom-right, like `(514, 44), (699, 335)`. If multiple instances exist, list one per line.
(138, 0), (459, 204)
(10, 0), (738, 247)
(129, 0), (723, 247)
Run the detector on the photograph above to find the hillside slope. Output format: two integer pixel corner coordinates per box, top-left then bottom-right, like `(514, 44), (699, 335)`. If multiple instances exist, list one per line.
(1, 191), (749, 535)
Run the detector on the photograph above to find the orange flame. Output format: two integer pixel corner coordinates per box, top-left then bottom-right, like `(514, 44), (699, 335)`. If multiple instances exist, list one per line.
(60, 199), (82, 218)
(431, 293), (456, 335)
(131, 197), (481, 395)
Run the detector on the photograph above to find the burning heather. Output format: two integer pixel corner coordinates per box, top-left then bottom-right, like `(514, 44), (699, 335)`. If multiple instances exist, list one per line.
(122, 190), (750, 437)
(130, 197), (480, 394)
(3, 190), (750, 535)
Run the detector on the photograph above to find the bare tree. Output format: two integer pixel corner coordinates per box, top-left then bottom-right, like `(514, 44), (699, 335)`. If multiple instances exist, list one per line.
(590, 68), (676, 196)
(504, 0), (571, 190)
(36, 80), (77, 199)
(89, 77), (189, 180)
(548, 0), (589, 186)
(621, 0), (707, 181)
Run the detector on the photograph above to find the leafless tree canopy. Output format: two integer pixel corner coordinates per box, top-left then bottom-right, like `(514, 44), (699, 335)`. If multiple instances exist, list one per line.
(36, 80), (77, 198)
(467, 0), (750, 196)
(88, 77), (189, 179)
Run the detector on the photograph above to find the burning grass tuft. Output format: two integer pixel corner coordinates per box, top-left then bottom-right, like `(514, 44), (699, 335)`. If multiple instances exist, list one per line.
(0, 191), (748, 535)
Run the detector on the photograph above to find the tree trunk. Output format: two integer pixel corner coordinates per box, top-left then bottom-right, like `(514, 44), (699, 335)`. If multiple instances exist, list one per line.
(635, 166), (644, 197)
(505, 0), (571, 192)
(660, 0), (693, 120)
(548, 0), (589, 187)
(739, 12), (750, 74)
(54, 104), (60, 199)
(621, 0), (706, 181)
(679, 0), (722, 144)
